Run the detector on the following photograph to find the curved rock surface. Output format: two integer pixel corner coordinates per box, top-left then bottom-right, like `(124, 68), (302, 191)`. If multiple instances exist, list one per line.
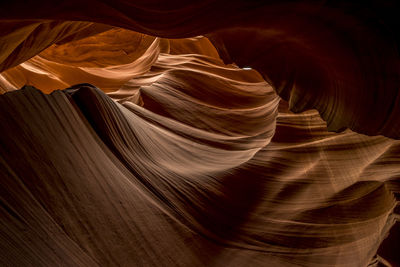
(0, 1), (399, 266)
(1, 1), (399, 138)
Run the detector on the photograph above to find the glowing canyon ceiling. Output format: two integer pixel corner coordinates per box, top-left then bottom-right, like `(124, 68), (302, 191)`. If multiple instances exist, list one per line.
(0, 1), (399, 266)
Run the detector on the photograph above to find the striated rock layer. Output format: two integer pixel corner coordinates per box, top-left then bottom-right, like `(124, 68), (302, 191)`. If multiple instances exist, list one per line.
(1, 0), (399, 138)
(0, 1), (399, 266)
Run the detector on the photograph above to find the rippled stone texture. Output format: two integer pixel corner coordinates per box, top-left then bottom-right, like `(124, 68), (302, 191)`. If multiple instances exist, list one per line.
(0, 1), (399, 266)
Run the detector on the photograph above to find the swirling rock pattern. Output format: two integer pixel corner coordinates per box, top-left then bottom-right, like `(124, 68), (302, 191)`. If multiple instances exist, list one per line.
(0, 1), (399, 266)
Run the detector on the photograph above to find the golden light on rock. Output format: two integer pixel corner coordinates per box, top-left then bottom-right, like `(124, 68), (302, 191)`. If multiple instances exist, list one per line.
(0, 1), (399, 266)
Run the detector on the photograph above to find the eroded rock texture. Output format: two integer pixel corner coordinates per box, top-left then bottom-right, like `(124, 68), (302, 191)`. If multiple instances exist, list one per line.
(0, 1), (399, 266)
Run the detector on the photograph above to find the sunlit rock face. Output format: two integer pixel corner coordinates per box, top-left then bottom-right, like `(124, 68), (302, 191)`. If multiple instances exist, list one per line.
(0, 1), (399, 266)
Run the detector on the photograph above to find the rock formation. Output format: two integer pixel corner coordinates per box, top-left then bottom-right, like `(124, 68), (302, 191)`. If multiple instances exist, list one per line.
(0, 1), (399, 266)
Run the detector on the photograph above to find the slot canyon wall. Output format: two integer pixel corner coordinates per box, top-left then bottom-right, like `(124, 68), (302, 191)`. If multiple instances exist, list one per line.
(0, 1), (399, 266)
